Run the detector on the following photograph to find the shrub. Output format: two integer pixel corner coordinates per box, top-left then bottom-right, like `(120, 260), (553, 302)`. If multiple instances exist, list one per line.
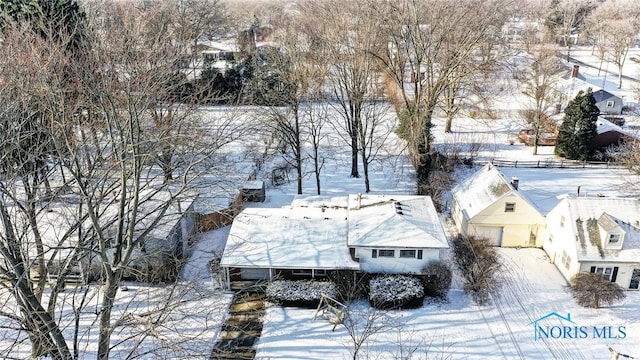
(368, 275), (424, 309)
(569, 272), (626, 308)
(328, 270), (367, 301)
(451, 234), (501, 305)
(265, 280), (337, 308)
(420, 260), (452, 298)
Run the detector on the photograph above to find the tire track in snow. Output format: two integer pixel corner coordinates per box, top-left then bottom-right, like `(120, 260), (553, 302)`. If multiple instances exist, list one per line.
(495, 250), (587, 360)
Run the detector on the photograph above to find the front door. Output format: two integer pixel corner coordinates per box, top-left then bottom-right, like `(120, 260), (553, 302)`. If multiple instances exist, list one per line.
(629, 269), (640, 290)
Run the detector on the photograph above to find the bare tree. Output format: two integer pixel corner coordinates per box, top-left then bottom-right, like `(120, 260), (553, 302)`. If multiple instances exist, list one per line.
(253, 16), (328, 194)
(340, 304), (399, 360)
(302, 0), (383, 179)
(303, 103), (328, 195)
(545, 0), (594, 61)
(569, 272), (626, 308)
(519, 44), (564, 155)
(372, 0), (511, 194)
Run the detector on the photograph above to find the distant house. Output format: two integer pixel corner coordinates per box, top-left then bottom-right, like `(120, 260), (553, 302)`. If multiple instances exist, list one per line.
(592, 89), (623, 115)
(451, 164), (546, 247)
(219, 194), (449, 288)
(542, 197), (640, 290)
(593, 116), (637, 149)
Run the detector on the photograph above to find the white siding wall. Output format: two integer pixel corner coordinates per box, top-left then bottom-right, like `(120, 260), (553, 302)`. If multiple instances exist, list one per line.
(354, 247), (441, 274)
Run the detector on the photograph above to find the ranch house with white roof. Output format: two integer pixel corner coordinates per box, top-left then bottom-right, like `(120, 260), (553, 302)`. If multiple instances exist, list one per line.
(219, 194), (449, 288)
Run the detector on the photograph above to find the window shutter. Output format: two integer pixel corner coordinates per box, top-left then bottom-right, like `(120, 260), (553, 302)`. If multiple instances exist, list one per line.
(612, 267), (619, 283)
(372, 249), (377, 258)
(590, 266), (596, 273)
(417, 250), (423, 259)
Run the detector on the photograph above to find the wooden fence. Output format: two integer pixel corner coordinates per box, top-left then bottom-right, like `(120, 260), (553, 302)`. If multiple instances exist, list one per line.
(484, 158), (624, 169)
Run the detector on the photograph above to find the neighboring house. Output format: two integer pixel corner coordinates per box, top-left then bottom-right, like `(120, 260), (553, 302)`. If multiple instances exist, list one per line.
(592, 89), (623, 115)
(542, 197), (640, 290)
(593, 116), (637, 149)
(35, 192), (197, 283)
(451, 164), (546, 247)
(219, 194), (449, 288)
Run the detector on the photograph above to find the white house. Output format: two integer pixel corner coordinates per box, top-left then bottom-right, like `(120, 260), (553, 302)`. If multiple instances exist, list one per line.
(451, 163), (546, 247)
(542, 197), (640, 290)
(347, 194), (448, 274)
(219, 194), (449, 288)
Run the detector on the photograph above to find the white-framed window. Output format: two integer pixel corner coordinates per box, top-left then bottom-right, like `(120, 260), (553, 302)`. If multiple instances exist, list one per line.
(608, 233), (621, 244)
(399, 250), (416, 258)
(505, 202), (516, 212)
(561, 250), (571, 269)
(595, 267), (614, 281)
(606, 100), (614, 108)
(378, 249), (395, 258)
(291, 269), (327, 276)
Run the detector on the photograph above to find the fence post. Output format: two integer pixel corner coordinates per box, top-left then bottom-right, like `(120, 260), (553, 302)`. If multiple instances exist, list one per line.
(515, 160), (517, 168)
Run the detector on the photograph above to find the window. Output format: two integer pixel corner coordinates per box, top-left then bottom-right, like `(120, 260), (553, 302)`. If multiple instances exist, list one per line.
(591, 266), (619, 282)
(608, 233), (621, 244)
(561, 250), (571, 269)
(505, 202), (516, 212)
(378, 249), (395, 258)
(399, 250), (416, 258)
(606, 100), (614, 108)
(292, 269), (312, 275)
(371, 249), (377, 258)
(595, 267), (613, 281)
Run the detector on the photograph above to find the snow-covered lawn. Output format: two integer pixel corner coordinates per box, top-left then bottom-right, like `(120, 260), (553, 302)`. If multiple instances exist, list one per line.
(255, 248), (640, 360)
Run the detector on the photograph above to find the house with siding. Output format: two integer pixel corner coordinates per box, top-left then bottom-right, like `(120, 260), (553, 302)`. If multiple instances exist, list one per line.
(542, 197), (640, 290)
(219, 194), (448, 288)
(451, 163), (546, 247)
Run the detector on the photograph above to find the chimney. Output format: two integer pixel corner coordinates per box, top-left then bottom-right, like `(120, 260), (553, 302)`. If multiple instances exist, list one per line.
(571, 64), (579, 78)
(511, 177), (519, 190)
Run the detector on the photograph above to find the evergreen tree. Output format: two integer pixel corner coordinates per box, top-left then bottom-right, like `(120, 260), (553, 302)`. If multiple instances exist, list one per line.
(555, 88), (599, 160)
(0, 0), (86, 49)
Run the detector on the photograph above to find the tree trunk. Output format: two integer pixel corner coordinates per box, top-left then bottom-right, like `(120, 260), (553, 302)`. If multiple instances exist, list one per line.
(361, 151), (370, 193)
(350, 135), (359, 178)
(97, 271), (120, 360)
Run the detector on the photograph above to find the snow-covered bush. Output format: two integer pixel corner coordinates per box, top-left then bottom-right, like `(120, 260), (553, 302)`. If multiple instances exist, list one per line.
(368, 275), (424, 309)
(266, 280), (337, 308)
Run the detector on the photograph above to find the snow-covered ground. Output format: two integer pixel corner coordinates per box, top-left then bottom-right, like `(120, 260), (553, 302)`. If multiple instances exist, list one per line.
(4, 44), (640, 358)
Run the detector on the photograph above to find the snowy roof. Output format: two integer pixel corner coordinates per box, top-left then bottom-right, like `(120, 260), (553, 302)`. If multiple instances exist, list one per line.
(198, 40), (239, 53)
(560, 197), (640, 262)
(220, 194), (447, 270)
(347, 194), (448, 249)
(596, 116), (638, 139)
(220, 200), (359, 270)
(451, 164), (520, 219)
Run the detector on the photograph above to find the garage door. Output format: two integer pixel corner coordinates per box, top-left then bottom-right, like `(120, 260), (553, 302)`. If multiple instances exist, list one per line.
(241, 268), (271, 280)
(475, 226), (503, 246)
